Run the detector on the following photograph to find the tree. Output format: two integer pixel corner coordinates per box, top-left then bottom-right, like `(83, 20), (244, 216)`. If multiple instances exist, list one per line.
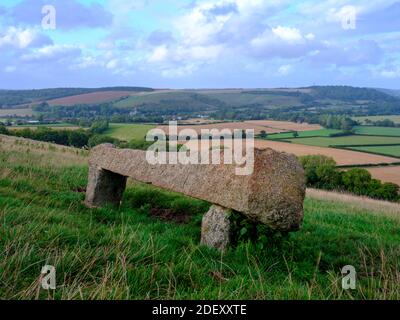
(299, 155), (341, 189)
(0, 124), (8, 134)
(259, 130), (268, 139)
(293, 131), (299, 138)
(342, 169), (372, 195)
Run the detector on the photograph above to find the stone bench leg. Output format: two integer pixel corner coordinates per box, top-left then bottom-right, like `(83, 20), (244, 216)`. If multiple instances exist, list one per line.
(201, 205), (232, 251)
(85, 165), (127, 208)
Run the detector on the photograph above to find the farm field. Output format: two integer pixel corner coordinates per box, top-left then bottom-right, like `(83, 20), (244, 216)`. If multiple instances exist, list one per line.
(268, 129), (342, 139)
(0, 108), (34, 117)
(287, 135), (400, 147)
(0, 135), (399, 300)
(104, 123), (156, 141)
(244, 120), (322, 132)
(353, 126), (400, 137)
(366, 166), (400, 186)
(47, 91), (136, 106)
(254, 139), (400, 166)
(113, 91), (199, 108)
(353, 115), (400, 124)
(158, 122), (284, 135)
(346, 145), (400, 158)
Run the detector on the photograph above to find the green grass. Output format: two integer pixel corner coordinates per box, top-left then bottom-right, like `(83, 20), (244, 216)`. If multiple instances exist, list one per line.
(0, 143), (399, 299)
(103, 123), (156, 141)
(353, 126), (400, 137)
(288, 135), (400, 147)
(346, 145), (400, 158)
(268, 129), (342, 140)
(353, 116), (400, 125)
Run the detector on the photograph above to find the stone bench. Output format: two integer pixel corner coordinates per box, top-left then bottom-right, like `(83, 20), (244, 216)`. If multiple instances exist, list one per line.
(84, 144), (306, 250)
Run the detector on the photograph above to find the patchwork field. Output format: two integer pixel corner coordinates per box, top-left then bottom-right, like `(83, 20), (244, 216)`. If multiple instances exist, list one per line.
(254, 140), (400, 166)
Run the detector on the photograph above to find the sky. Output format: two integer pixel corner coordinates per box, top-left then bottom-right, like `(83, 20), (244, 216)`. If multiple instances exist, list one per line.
(0, 0), (399, 89)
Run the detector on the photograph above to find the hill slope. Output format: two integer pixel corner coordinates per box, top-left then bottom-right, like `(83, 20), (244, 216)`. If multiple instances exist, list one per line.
(0, 135), (399, 299)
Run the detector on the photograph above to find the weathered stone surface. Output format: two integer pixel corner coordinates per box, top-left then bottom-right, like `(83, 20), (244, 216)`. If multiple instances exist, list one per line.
(201, 205), (231, 251)
(85, 146), (128, 208)
(85, 143), (306, 231)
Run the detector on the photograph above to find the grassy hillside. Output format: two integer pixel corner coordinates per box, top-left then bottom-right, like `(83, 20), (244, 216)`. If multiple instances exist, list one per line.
(0, 136), (399, 300)
(0, 87), (154, 108)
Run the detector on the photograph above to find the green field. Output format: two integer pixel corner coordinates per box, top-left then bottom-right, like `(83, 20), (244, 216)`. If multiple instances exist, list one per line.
(104, 123), (155, 141)
(0, 141), (399, 299)
(353, 126), (400, 137)
(346, 145), (400, 158)
(288, 135), (400, 147)
(268, 129), (342, 140)
(353, 116), (400, 125)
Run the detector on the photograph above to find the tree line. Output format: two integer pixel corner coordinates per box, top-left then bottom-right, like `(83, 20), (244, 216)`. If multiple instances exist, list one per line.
(300, 155), (399, 202)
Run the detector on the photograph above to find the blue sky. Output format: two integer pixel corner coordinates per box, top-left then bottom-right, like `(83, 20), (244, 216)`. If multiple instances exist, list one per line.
(0, 0), (399, 89)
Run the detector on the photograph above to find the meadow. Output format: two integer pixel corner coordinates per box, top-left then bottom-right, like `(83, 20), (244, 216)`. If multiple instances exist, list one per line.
(103, 123), (156, 141)
(0, 135), (399, 300)
(353, 126), (400, 137)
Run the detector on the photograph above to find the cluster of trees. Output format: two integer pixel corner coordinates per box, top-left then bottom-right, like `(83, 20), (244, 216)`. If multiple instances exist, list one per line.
(300, 155), (400, 202)
(0, 120), (112, 148)
(11, 127), (90, 148)
(319, 115), (357, 131)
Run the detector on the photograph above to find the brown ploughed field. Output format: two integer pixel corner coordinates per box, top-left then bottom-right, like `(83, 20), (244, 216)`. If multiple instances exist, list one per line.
(47, 91), (135, 106)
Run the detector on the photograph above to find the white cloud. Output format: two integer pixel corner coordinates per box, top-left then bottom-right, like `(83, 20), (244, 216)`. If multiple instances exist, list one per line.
(21, 44), (81, 62)
(0, 27), (36, 49)
(277, 64), (293, 75)
(148, 45), (169, 63)
(272, 26), (304, 44)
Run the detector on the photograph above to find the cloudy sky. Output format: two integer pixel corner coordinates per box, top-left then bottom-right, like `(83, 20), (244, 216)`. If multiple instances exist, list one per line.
(0, 0), (399, 89)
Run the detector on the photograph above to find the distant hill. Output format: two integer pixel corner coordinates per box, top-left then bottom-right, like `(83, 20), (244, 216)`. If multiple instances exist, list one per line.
(377, 88), (400, 98)
(0, 87), (154, 108)
(2, 85), (400, 123)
